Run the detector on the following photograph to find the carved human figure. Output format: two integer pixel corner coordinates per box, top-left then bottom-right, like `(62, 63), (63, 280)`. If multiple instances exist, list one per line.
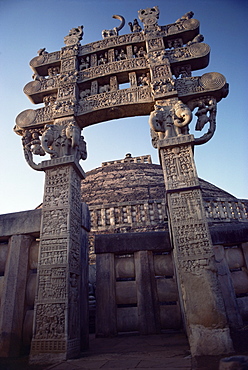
(128, 19), (142, 32)
(76, 136), (87, 161)
(195, 101), (209, 131)
(79, 56), (90, 70)
(115, 49), (127, 61)
(134, 46), (146, 58)
(138, 73), (149, 86)
(65, 122), (80, 149)
(195, 99), (216, 132)
(30, 132), (46, 155)
(98, 53), (107, 65)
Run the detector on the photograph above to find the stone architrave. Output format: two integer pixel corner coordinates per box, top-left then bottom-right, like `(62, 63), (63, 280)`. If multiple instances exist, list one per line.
(157, 135), (233, 356)
(29, 156), (87, 364)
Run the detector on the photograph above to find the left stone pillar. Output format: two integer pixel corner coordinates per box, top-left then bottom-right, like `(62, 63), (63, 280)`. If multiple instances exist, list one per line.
(29, 156), (89, 364)
(0, 234), (33, 357)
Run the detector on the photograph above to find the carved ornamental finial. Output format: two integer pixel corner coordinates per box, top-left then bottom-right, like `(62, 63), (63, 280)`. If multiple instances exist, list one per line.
(64, 25), (83, 46)
(138, 6), (160, 32)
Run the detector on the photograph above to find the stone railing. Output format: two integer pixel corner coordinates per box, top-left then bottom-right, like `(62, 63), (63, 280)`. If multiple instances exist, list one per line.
(89, 199), (167, 231)
(102, 154), (152, 166)
(205, 200), (248, 222)
(89, 198), (248, 231)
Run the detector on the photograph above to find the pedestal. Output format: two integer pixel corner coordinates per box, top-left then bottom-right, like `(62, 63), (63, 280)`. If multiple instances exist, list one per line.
(158, 135), (233, 356)
(29, 156), (89, 364)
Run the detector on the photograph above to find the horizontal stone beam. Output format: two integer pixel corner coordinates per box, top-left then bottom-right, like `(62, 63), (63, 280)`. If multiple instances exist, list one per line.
(0, 209), (41, 240)
(95, 231), (172, 254)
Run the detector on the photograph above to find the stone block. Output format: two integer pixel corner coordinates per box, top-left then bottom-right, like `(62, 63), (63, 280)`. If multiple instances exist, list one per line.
(115, 256), (135, 278)
(156, 277), (178, 302)
(26, 273), (37, 307)
(22, 309), (34, 347)
(29, 240), (39, 270)
(95, 231), (171, 254)
(81, 202), (90, 231)
(0, 243), (8, 274)
(0, 276), (4, 301)
(219, 355), (248, 369)
(116, 281), (137, 305)
(0, 235), (33, 357)
(0, 210), (41, 238)
(225, 247), (245, 270)
(96, 253), (117, 336)
(214, 245), (243, 329)
(154, 254), (173, 276)
(230, 270), (248, 295)
(236, 296), (248, 321)
(160, 304), (181, 329)
(189, 325), (233, 356)
(241, 242), (248, 269)
(117, 307), (138, 332)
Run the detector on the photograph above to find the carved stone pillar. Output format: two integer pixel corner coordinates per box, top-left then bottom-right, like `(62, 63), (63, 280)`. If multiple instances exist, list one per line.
(158, 134), (233, 356)
(29, 156), (89, 364)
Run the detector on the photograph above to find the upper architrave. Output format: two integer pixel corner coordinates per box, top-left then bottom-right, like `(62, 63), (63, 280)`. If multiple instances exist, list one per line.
(14, 7), (228, 170)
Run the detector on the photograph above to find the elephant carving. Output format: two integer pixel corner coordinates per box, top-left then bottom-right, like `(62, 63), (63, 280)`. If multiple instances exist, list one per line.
(149, 100), (192, 141)
(41, 122), (82, 158)
(41, 124), (58, 157)
(173, 101), (192, 135)
(149, 106), (174, 139)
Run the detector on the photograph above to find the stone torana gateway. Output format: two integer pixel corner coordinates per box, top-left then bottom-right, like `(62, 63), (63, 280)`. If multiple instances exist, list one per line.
(1, 4), (247, 365)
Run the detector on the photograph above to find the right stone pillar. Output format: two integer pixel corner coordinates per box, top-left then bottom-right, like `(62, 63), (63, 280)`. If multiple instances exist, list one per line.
(158, 134), (233, 356)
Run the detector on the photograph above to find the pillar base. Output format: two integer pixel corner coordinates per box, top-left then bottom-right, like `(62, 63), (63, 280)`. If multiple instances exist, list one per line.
(189, 325), (234, 357)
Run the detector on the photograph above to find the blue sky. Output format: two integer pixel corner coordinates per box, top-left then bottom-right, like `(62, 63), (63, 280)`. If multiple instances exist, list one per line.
(0, 0), (247, 214)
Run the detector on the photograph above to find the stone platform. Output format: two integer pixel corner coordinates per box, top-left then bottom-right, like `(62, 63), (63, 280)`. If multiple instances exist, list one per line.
(1, 330), (248, 370)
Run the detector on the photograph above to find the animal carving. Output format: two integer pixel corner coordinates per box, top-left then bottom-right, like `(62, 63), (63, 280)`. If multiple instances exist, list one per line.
(149, 107), (174, 139)
(173, 101), (192, 135)
(99, 84), (110, 94)
(187, 34), (204, 46)
(80, 89), (91, 99)
(102, 15), (125, 38)
(41, 124), (58, 157)
(175, 11), (194, 23)
(149, 101), (192, 139)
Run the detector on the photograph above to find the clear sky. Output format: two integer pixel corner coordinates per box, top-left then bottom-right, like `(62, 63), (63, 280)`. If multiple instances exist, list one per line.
(0, 0), (247, 214)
